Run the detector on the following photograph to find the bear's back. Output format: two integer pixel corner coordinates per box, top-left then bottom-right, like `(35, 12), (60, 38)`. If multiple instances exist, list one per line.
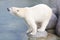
(28, 4), (53, 22)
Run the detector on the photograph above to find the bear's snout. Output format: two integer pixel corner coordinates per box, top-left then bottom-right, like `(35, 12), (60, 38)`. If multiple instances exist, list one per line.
(7, 8), (10, 11)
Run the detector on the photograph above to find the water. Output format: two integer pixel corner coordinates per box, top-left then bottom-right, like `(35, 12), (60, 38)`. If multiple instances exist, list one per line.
(0, 0), (30, 40)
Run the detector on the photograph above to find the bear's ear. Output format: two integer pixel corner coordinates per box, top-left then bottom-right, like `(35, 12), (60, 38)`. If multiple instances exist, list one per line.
(17, 10), (19, 12)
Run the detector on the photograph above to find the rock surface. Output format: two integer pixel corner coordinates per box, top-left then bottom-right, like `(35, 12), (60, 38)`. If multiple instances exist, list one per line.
(27, 31), (48, 38)
(27, 32), (58, 40)
(52, 8), (57, 15)
(46, 14), (57, 29)
(46, 29), (55, 34)
(56, 16), (60, 36)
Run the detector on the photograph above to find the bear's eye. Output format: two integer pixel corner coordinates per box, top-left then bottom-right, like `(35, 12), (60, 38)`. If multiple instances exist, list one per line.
(17, 10), (19, 12)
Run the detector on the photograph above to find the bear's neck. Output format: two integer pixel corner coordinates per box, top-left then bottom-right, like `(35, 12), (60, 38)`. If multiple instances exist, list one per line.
(19, 8), (28, 18)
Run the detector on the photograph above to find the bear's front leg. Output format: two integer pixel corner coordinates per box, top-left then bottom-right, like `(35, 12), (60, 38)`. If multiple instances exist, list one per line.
(26, 27), (32, 34)
(26, 17), (37, 35)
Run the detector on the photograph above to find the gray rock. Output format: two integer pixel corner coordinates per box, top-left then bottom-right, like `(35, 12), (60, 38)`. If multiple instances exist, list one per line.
(54, 0), (60, 37)
(27, 31), (48, 38)
(58, 37), (60, 40)
(52, 8), (57, 15)
(46, 14), (57, 29)
(46, 29), (55, 34)
(27, 33), (57, 40)
(56, 0), (60, 15)
(56, 16), (60, 36)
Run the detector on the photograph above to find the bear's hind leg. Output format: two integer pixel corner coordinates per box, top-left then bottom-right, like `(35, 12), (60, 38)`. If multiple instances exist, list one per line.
(38, 19), (50, 32)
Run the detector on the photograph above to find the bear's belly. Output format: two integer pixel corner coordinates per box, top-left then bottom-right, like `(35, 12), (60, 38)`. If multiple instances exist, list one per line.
(34, 14), (49, 22)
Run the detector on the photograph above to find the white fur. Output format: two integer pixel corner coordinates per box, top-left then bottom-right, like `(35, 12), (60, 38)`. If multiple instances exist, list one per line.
(8, 4), (53, 35)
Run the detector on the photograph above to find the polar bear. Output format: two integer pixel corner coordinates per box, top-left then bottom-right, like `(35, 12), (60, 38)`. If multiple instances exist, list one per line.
(7, 4), (53, 35)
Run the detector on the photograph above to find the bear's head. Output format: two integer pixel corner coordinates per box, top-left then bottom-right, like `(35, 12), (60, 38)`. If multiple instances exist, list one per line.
(7, 7), (28, 18)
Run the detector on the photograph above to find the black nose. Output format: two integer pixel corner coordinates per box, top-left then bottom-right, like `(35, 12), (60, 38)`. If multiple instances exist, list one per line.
(7, 8), (10, 11)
